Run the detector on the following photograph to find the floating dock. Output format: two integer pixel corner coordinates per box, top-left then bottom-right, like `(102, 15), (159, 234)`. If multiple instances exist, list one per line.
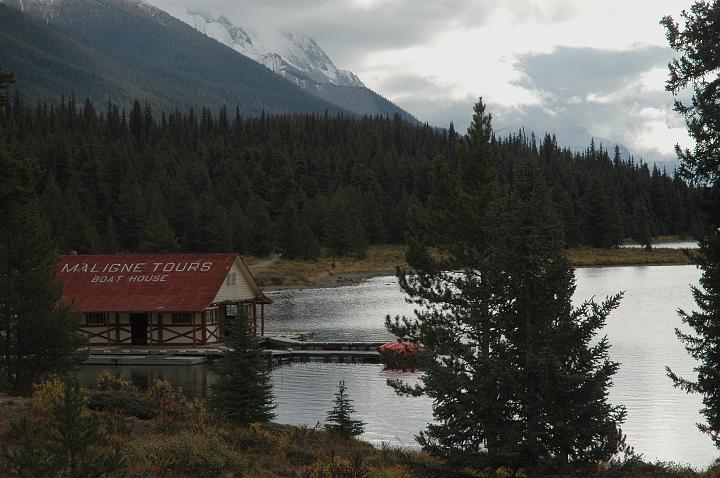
(262, 335), (383, 364)
(84, 334), (384, 366)
(83, 346), (225, 365)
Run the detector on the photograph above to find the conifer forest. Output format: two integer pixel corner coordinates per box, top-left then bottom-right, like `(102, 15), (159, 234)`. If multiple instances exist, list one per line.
(0, 95), (704, 259)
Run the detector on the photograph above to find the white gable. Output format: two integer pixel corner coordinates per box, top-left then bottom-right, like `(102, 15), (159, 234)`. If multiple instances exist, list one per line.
(212, 262), (256, 304)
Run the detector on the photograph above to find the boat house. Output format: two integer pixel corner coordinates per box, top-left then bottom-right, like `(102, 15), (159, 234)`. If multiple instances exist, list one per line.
(55, 253), (271, 346)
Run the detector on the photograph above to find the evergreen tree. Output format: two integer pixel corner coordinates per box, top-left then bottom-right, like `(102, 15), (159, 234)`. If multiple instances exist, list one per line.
(276, 200), (303, 258)
(584, 178), (622, 248)
(0, 67), (14, 109)
(197, 191), (233, 252)
(386, 103), (626, 474)
(5, 376), (125, 477)
(102, 215), (122, 253)
(663, 1), (720, 449)
(349, 220), (369, 259)
(0, 93), (702, 256)
(114, 168), (145, 251)
(209, 318), (275, 424)
(325, 380), (365, 438)
(138, 199), (179, 253)
(295, 209), (321, 260)
(631, 198), (652, 249)
(0, 147), (86, 395)
(246, 195), (274, 256)
(326, 190), (354, 256)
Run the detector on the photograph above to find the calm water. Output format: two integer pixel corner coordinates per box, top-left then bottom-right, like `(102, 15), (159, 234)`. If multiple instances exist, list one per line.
(80, 265), (719, 467)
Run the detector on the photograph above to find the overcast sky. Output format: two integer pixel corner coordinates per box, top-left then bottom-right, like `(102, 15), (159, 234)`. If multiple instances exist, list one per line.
(151, 0), (695, 164)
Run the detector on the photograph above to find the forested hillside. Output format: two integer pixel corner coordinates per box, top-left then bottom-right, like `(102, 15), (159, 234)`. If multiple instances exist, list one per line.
(0, 95), (703, 258)
(0, 2), (340, 117)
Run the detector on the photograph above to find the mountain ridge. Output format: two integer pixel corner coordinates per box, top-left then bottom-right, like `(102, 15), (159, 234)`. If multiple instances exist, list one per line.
(164, 5), (418, 123)
(0, 0), (346, 116)
(1, 0), (418, 122)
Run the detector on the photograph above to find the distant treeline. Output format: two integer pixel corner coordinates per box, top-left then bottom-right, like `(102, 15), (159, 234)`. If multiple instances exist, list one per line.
(0, 95), (704, 258)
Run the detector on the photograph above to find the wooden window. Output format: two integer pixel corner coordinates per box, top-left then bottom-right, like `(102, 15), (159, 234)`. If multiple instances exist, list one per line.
(243, 303), (254, 319)
(205, 309), (218, 325)
(171, 312), (192, 325)
(225, 304), (237, 317)
(225, 273), (236, 286)
(86, 312), (107, 326)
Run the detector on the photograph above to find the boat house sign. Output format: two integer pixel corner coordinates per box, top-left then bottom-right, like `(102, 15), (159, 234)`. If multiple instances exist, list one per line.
(61, 261), (214, 284)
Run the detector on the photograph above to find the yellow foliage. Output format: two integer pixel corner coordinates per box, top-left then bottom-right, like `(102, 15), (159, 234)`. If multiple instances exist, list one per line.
(94, 370), (134, 392)
(495, 466), (514, 478)
(31, 375), (65, 415)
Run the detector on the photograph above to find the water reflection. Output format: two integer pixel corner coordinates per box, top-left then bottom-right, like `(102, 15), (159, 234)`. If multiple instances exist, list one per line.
(78, 362), (433, 448)
(80, 265), (719, 467)
(78, 364), (217, 398)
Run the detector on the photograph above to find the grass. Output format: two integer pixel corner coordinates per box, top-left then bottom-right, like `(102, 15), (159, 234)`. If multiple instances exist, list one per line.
(246, 244), (696, 288)
(246, 245), (409, 288)
(0, 375), (438, 478)
(3, 374), (720, 478)
(568, 246), (695, 267)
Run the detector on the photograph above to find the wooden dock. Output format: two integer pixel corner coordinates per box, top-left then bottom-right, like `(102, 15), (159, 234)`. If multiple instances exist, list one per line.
(267, 349), (380, 365)
(83, 334), (384, 366)
(262, 335), (383, 365)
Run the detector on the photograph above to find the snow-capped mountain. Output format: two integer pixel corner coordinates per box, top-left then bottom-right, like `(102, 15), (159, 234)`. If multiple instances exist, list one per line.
(179, 9), (364, 90)
(1, 0), (418, 122)
(0, 0), (344, 116)
(2, 0), (60, 18)
(167, 8), (416, 121)
(2, 0), (164, 20)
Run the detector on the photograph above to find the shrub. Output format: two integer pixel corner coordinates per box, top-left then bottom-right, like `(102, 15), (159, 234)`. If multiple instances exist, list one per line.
(367, 466), (415, 478)
(185, 397), (211, 433)
(149, 378), (185, 415)
(94, 370), (135, 392)
(5, 376), (125, 478)
(88, 391), (155, 419)
(232, 422), (278, 450)
(302, 455), (369, 478)
(285, 446), (319, 467)
(30, 374), (65, 415)
(142, 430), (247, 477)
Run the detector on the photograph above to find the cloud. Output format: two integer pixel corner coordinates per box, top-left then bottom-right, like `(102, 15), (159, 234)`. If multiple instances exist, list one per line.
(485, 45), (689, 163)
(515, 46), (674, 97)
(149, 0), (695, 164)
(152, 0), (585, 65)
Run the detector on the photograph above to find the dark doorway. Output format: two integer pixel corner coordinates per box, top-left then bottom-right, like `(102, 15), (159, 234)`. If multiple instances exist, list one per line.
(130, 313), (148, 345)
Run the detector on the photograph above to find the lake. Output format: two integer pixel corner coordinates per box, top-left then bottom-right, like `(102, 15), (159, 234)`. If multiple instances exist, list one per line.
(80, 264), (718, 468)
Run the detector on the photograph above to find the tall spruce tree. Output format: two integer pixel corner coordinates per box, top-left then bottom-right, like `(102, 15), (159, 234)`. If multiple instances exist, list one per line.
(0, 146), (87, 395)
(663, 0), (720, 448)
(209, 318), (275, 424)
(387, 102), (626, 474)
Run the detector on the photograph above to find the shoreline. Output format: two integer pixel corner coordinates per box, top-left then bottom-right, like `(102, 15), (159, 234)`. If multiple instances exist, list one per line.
(264, 271), (389, 291)
(257, 246), (696, 292)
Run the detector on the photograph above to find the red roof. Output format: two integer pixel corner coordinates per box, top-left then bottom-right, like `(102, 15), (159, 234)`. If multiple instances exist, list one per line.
(56, 253), (258, 312)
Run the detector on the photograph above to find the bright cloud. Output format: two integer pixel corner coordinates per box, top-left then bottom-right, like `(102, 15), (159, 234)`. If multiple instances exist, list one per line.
(149, 0), (697, 163)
